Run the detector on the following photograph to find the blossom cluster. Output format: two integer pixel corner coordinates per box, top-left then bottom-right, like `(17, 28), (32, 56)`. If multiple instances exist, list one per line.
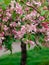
(0, 0), (49, 50)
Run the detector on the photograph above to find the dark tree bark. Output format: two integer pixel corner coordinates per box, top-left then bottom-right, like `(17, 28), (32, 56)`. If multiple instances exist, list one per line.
(20, 41), (27, 65)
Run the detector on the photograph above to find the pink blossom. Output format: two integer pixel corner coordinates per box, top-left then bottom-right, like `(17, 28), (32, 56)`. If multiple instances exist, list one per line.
(6, 12), (11, 17)
(26, 14), (31, 20)
(15, 3), (23, 15)
(3, 17), (9, 22)
(25, 7), (30, 11)
(10, 0), (15, 10)
(30, 10), (37, 17)
(21, 25), (26, 34)
(46, 32), (49, 36)
(33, 1), (41, 6)
(10, 22), (17, 27)
(15, 31), (22, 39)
(0, 32), (4, 37)
(26, 2), (32, 6)
(29, 40), (35, 45)
(4, 25), (9, 31)
(42, 22), (49, 28)
(30, 24), (37, 32)
(12, 30), (17, 34)
(14, 35), (18, 39)
(37, 27), (46, 33)
(25, 11), (37, 22)
(39, 16), (45, 21)
(46, 28), (49, 32)
(26, 24), (31, 32)
(0, 0), (49, 49)
(25, 24), (37, 33)
(14, 29), (26, 39)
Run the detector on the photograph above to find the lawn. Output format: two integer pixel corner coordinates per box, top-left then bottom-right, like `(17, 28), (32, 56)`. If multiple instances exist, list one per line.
(0, 47), (49, 65)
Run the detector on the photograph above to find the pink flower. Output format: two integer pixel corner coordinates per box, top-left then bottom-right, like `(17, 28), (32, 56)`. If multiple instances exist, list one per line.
(21, 25), (26, 34)
(4, 25), (9, 31)
(29, 40), (35, 45)
(37, 27), (46, 32)
(42, 22), (49, 28)
(30, 24), (37, 32)
(25, 10), (37, 22)
(3, 17), (9, 22)
(10, 0), (15, 10)
(25, 7), (30, 11)
(15, 3), (23, 15)
(26, 14), (31, 20)
(12, 30), (17, 34)
(6, 12), (11, 17)
(33, 1), (41, 6)
(39, 16), (45, 21)
(14, 34), (18, 39)
(26, 24), (31, 32)
(26, 2), (32, 6)
(30, 10), (37, 17)
(0, 32), (4, 37)
(10, 22), (17, 27)
(14, 29), (26, 39)
(46, 32), (49, 36)
(25, 24), (37, 33)
(15, 31), (22, 39)
(18, 31), (22, 38)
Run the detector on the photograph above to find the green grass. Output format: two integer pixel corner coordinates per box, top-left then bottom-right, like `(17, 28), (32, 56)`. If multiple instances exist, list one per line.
(0, 47), (49, 65)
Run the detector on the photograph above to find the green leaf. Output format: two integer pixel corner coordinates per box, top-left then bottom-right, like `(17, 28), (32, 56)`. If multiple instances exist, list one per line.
(3, 36), (14, 53)
(12, 11), (16, 21)
(20, 14), (25, 19)
(1, 4), (6, 10)
(30, 34), (35, 41)
(39, 37), (44, 43)
(28, 43), (30, 48)
(4, 0), (11, 5)
(41, 10), (46, 16)
(38, 34), (45, 43)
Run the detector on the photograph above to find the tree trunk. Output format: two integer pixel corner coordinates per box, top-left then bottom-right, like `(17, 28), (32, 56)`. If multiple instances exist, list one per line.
(20, 41), (27, 65)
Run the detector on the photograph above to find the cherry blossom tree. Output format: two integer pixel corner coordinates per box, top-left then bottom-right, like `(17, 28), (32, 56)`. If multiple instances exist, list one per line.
(0, 0), (49, 65)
